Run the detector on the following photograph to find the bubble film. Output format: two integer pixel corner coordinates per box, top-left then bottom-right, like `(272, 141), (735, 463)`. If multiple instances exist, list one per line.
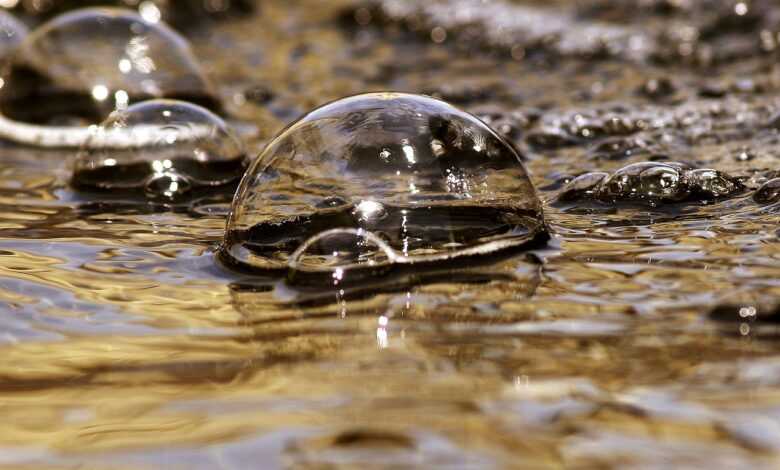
(221, 92), (547, 274)
(71, 99), (246, 200)
(0, 7), (219, 123)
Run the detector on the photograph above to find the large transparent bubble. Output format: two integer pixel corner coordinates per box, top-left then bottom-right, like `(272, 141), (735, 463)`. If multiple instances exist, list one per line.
(71, 99), (246, 200)
(0, 7), (219, 124)
(220, 92), (547, 276)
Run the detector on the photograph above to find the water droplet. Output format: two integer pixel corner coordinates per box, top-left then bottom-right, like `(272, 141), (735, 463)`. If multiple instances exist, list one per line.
(687, 168), (742, 198)
(71, 99), (246, 200)
(735, 148), (755, 162)
(754, 178), (780, 205)
(0, 7), (219, 123)
(221, 92), (547, 273)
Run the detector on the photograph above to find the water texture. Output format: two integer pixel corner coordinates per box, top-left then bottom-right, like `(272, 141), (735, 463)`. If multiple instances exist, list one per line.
(0, 0), (780, 468)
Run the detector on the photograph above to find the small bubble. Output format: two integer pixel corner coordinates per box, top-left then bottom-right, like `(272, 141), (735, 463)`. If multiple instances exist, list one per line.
(754, 178), (780, 205)
(735, 149), (754, 162)
(354, 7), (372, 26)
(558, 172), (609, 202)
(0, 7), (219, 123)
(71, 99), (246, 200)
(430, 26), (447, 43)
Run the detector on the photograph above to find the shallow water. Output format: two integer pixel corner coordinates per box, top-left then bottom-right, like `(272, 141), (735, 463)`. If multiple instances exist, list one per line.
(2, 0), (780, 468)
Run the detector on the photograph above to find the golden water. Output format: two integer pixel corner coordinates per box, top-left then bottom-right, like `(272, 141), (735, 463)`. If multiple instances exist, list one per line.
(1, 1), (780, 468)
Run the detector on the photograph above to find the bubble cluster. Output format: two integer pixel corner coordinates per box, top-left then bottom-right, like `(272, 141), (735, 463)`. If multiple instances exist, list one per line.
(558, 161), (744, 206)
(71, 99), (246, 200)
(220, 92), (547, 276)
(0, 7), (218, 124)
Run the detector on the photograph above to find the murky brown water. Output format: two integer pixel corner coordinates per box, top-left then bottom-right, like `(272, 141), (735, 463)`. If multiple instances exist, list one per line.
(2, 0), (780, 468)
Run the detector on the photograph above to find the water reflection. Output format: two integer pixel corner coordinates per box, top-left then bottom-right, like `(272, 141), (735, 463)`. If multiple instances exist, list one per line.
(0, 0), (777, 468)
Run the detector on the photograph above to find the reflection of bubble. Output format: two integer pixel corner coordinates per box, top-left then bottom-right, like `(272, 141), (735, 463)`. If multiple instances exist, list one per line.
(220, 92), (547, 275)
(0, 7), (219, 124)
(288, 229), (396, 272)
(71, 99), (246, 200)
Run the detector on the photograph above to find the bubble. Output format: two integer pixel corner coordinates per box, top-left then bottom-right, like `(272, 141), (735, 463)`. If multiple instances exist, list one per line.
(220, 92), (547, 274)
(0, 7), (219, 124)
(558, 161), (744, 206)
(557, 172), (608, 202)
(687, 168), (743, 198)
(6, 1), (256, 26)
(0, 11), (26, 60)
(754, 178), (780, 205)
(601, 162), (687, 202)
(71, 99), (246, 200)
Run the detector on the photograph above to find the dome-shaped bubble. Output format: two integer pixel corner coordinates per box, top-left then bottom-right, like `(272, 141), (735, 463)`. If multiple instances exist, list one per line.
(71, 99), (246, 200)
(754, 178), (780, 205)
(286, 228), (397, 285)
(220, 92), (547, 273)
(0, 7), (219, 124)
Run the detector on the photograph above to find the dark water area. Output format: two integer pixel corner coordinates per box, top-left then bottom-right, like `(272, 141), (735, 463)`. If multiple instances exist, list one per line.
(1, 0), (780, 468)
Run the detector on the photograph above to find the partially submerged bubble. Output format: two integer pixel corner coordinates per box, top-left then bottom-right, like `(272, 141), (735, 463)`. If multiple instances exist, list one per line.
(754, 178), (780, 205)
(71, 99), (246, 200)
(220, 92), (547, 273)
(557, 161), (744, 206)
(600, 162), (687, 202)
(0, 7), (219, 124)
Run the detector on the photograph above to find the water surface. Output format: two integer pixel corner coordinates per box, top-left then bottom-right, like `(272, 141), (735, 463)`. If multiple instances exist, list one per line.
(2, 0), (780, 468)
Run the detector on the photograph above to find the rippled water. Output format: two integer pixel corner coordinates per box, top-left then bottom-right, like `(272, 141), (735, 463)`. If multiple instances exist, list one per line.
(2, 0), (780, 468)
